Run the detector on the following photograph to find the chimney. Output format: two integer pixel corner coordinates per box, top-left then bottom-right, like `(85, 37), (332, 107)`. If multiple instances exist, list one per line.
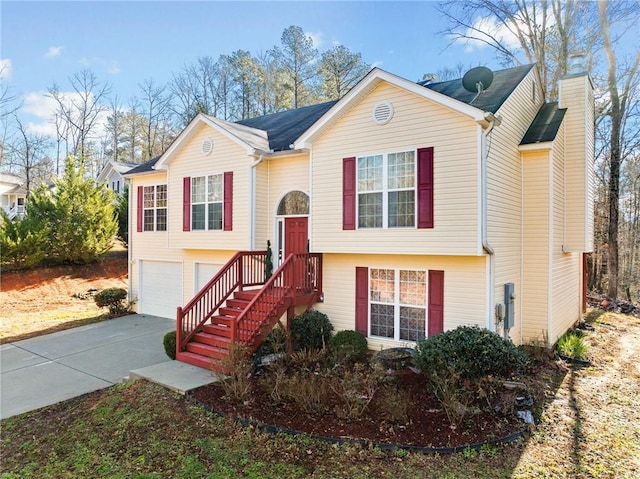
(559, 52), (595, 253)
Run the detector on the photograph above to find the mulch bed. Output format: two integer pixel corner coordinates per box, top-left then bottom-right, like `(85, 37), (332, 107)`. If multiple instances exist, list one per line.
(188, 369), (525, 451)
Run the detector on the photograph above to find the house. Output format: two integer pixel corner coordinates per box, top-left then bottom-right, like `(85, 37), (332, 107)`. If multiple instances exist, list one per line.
(0, 174), (27, 220)
(96, 160), (138, 196)
(125, 60), (594, 370)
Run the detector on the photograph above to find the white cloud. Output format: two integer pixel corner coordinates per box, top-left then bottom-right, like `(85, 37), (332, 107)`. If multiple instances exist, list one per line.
(307, 31), (323, 49)
(0, 59), (12, 79)
(371, 60), (384, 69)
(461, 16), (523, 53)
(22, 90), (109, 141)
(44, 46), (63, 59)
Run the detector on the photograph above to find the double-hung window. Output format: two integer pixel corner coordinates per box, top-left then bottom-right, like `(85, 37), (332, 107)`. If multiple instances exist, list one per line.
(369, 268), (427, 341)
(142, 185), (167, 231)
(191, 174), (223, 231)
(357, 150), (416, 228)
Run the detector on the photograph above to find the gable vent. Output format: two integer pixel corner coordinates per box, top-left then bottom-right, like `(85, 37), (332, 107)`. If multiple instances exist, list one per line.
(372, 101), (394, 125)
(201, 138), (214, 155)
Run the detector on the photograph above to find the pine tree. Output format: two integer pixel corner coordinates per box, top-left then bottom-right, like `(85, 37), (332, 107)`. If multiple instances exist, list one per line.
(26, 156), (117, 264)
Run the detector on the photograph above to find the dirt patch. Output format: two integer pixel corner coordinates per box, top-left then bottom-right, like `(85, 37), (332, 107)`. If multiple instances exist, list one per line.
(0, 250), (129, 343)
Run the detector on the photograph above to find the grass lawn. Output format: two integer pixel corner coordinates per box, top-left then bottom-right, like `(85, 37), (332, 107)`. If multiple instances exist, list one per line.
(1, 311), (639, 478)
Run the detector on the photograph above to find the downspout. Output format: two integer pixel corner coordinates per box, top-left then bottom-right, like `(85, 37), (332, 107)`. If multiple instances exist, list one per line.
(481, 112), (499, 332)
(249, 154), (265, 250)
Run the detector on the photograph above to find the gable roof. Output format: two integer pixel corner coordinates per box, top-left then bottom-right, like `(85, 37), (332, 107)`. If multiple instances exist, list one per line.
(127, 64), (539, 175)
(96, 160), (138, 183)
(520, 102), (566, 145)
(422, 64), (535, 114)
(124, 156), (162, 176)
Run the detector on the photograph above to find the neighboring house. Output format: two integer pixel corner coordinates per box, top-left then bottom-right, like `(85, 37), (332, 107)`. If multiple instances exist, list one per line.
(0, 174), (27, 220)
(125, 60), (594, 370)
(96, 160), (138, 197)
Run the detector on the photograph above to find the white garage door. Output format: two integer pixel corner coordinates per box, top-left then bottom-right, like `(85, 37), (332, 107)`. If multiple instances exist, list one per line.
(194, 263), (223, 294)
(139, 260), (182, 319)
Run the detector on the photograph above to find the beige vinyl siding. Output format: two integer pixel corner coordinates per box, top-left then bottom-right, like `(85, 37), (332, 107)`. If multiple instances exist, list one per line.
(167, 124), (252, 251)
(254, 161), (269, 249)
(560, 74), (595, 252)
(267, 153), (310, 240)
(310, 81), (480, 256)
(521, 150), (551, 342)
(550, 122), (582, 342)
(315, 253), (487, 350)
(488, 68), (544, 343)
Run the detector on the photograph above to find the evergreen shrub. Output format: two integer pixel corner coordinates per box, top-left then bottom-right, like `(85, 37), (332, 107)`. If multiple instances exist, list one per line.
(290, 309), (333, 351)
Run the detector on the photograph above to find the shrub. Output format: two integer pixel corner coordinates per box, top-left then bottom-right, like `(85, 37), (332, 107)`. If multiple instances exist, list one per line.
(290, 309), (333, 351)
(414, 326), (529, 381)
(329, 330), (369, 364)
(163, 331), (177, 360)
(0, 211), (46, 271)
(94, 287), (128, 315)
(556, 330), (588, 360)
(330, 363), (386, 420)
(216, 344), (253, 404)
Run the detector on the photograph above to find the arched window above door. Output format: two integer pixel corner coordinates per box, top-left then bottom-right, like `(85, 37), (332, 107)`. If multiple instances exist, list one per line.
(277, 191), (309, 216)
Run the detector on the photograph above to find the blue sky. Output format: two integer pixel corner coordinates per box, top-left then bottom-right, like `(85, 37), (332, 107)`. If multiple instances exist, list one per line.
(1, 1), (506, 137)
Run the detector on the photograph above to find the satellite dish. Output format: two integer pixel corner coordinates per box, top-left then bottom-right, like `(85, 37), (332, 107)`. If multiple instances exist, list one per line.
(462, 67), (494, 103)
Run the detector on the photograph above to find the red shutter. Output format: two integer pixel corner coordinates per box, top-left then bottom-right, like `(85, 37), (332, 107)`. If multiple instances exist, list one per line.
(183, 177), (191, 232)
(417, 147), (434, 229)
(343, 157), (356, 230)
(136, 186), (143, 232)
(355, 267), (369, 336)
(428, 270), (444, 336)
(223, 171), (233, 231)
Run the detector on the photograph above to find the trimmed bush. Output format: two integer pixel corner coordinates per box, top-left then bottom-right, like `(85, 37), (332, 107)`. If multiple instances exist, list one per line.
(329, 330), (369, 364)
(290, 309), (334, 351)
(163, 331), (177, 360)
(94, 287), (128, 315)
(414, 326), (529, 381)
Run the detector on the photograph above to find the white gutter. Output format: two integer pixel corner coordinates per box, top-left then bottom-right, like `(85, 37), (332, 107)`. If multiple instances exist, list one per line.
(249, 154), (265, 250)
(480, 112), (500, 332)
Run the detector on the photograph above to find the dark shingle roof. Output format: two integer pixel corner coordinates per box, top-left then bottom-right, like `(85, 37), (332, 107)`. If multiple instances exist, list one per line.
(125, 156), (162, 175)
(520, 102), (566, 145)
(236, 101), (338, 151)
(422, 64), (535, 114)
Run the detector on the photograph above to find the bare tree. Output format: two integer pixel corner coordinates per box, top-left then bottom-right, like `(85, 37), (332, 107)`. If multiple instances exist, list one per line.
(138, 78), (172, 160)
(437, 0), (599, 100)
(47, 69), (111, 164)
(6, 115), (53, 193)
(598, 0), (640, 299)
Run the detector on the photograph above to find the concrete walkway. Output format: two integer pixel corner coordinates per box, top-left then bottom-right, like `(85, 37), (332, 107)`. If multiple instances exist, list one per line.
(0, 314), (216, 420)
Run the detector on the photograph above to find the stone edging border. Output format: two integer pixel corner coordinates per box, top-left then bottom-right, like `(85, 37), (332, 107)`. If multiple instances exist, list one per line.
(185, 390), (527, 454)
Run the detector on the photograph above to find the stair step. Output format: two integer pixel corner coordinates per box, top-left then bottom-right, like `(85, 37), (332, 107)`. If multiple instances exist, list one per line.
(220, 306), (243, 317)
(234, 290), (260, 301)
(176, 351), (228, 374)
(209, 315), (234, 328)
(226, 298), (250, 309)
(203, 323), (232, 337)
(186, 341), (229, 359)
(194, 331), (232, 348)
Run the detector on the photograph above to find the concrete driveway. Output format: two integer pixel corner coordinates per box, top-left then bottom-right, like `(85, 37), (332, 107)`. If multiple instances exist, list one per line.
(1, 314), (178, 419)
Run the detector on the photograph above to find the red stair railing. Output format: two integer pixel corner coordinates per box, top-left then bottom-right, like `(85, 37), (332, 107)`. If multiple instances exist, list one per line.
(176, 251), (267, 354)
(233, 253), (323, 348)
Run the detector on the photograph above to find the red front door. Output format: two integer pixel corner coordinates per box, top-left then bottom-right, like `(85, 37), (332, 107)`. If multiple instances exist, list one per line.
(284, 217), (308, 258)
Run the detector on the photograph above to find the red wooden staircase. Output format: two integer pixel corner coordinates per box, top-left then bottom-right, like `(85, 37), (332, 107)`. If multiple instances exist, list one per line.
(176, 251), (323, 373)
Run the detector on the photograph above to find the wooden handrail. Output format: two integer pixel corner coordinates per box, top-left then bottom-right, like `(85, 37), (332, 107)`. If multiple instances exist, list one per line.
(233, 253), (323, 347)
(176, 251), (267, 354)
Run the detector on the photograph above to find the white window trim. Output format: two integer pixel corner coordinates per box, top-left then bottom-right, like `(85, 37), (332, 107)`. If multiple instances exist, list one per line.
(191, 174), (223, 231)
(143, 184), (167, 232)
(369, 267), (427, 342)
(356, 148), (417, 229)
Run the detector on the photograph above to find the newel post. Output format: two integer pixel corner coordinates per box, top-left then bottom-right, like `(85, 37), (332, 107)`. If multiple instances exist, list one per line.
(176, 306), (183, 357)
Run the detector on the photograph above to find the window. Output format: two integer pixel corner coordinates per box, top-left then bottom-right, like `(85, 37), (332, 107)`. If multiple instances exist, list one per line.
(191, 174), (223, 230)
(142, 185), (167, 231)
(369, 268), (427, 341)
(357, 150), (415, 228)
